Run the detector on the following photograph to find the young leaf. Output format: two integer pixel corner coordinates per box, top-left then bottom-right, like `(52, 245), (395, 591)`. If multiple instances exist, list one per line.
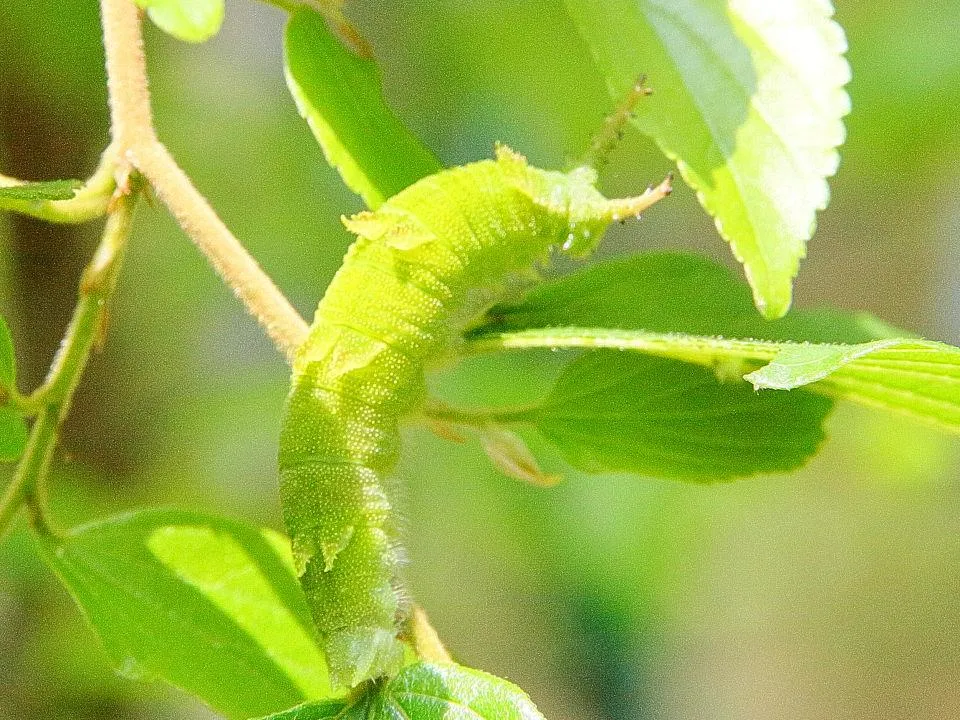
(35, 509), (334, 719)
(515, 352), (832, 481)
(480, 252), (899, 345)
(744, 340), (960, 429)
(564, 1), (850, 318)
(472, 328), (960, 434)
(284, 8), (441, 209)
(134, 0), (224, 43)
(0, 316), (16, 391)
(0, 406), (28, 462)
(479, 425), (562, 487)
(256, 662), (546, 720)
(0, 178), (81, 201)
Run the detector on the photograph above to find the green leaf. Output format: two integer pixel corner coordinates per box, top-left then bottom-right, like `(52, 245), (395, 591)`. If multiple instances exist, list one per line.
(284, 8), (442, 209)
(134, 0), (224, 43)
(257, 662), (546, 720)
(0, 406), (28, 462)
(480, 252), (899, 344)
(0, 178), (81, 201)
(0, 316), (16, 390)
(257, 698), (351, 720)
(515, 352), (832, 481)
(35, 508), (334, 719)
(744, 340), (960, 424)
(564, 0), (850, 318)
(470, 328), (960, 434)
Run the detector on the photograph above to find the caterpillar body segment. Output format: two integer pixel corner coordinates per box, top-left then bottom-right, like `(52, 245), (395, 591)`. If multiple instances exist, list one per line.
(279, 146), (671, 688)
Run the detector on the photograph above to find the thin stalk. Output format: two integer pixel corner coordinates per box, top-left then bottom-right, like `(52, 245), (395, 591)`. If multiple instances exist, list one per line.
(0, 194), (137, 539)
(100, 0), (155, 151)
(420, 399), (534, 428)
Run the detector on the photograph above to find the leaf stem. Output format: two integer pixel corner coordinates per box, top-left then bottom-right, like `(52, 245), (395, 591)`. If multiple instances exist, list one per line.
(257, 0), (372, 57)
(420, 399), (534, 428)
(462, 327), (777, 366)
(0, 193), (137, 540)
(0, 152), (116, 224)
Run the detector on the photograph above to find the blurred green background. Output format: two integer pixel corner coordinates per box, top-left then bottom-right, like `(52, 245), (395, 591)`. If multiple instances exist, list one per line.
(2, 1), (959, 718)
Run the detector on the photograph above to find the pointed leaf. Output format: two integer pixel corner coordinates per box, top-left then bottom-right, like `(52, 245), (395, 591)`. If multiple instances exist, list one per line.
(284, 8), (441, 209)
(257, 699), (351, 720)
(257, 662), (546, 720)
(134, 0), (224, 43)
(744, 340), (960, 428)
(471, 327), (960, 434)
(480, 252), (899, 344)
(35, 509), (334, 719)
(516, 352), (832, 481)
(0, 178), (81, 201)
(565, 0), (850, 318)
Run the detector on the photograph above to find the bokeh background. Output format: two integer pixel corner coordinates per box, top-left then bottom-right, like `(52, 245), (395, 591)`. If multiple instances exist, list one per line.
(2, 1), (960, 718)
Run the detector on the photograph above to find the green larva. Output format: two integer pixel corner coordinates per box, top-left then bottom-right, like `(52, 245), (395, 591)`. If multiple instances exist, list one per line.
(278, 144), (670, 688)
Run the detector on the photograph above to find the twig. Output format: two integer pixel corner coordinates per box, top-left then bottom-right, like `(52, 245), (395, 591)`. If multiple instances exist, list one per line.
(133, 141), (309, 361)
(1, 0), (310, 538)
(100, 0), (155, 153)
(0, 193), (137, 539)
(99, 0), (308, 361)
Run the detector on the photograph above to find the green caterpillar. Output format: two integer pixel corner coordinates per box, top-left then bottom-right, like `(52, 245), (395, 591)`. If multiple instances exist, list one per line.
(278, 144), (670, 688)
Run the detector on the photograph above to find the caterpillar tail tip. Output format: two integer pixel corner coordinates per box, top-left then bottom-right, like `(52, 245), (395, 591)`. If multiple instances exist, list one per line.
(325, 627), (406, 689)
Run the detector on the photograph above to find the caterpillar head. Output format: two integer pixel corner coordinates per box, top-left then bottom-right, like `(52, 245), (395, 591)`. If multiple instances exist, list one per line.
(495, 143), (672, 258)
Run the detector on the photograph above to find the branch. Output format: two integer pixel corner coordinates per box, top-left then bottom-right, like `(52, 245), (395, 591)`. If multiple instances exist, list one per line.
(99, 0), (308, 361)
(133, 142), (309, 361)
(100, 0), (155, 152)
(0, 194), (137, 539)
(1, 0), (310, 534)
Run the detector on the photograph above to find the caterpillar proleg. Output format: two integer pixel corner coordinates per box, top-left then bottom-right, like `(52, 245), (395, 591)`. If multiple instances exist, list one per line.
(278, 144), (671, 688)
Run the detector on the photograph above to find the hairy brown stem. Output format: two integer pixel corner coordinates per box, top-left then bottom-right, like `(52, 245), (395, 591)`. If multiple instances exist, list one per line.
(134, 141), (309, 360)
(98, 0), (308, 361)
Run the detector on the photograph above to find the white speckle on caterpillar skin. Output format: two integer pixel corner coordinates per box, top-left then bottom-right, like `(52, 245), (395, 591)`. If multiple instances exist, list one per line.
(281, 146), (668, 688)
